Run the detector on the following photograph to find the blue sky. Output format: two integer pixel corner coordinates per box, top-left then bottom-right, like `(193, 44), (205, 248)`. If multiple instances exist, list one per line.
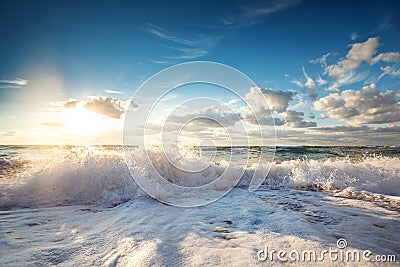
(0, 0), (399, 145)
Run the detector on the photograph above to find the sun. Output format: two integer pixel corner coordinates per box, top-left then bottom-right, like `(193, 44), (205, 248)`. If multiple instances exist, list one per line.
(63, 108), (109, 135)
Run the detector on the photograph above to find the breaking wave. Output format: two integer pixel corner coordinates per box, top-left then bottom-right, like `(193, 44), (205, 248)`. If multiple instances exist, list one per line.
(0, 145), (399, 209)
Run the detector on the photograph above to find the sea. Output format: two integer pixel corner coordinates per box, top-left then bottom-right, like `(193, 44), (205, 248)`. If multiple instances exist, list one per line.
(0, 145), (399, 266)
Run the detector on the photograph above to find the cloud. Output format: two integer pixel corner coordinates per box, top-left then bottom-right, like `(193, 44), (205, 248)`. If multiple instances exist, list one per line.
(242, 87), (296, 127)
(222, 0), (302, 28)
(128, 100), (139, 110)
(0, 77), (28, 88)
(380, 66), (400, 78)
(350, 32), (358, 41)
(245, 87), (295, 113)
(163, 46), (209, 60)
(372, 52), (400, 64)
(40, 121), (64, 127)
(291, 100), (307, 109)
(302, 67), (319, 100)
(281, 110), (317, 128)
(291, 79), (303, 87)
(84, 96), (125, 119)
(311, 125), (400, 134)
(302, 67), (315, 89)
(325, 37), (380, 79)
(168, 105), (240, 127)
(314, 83), (400, 125)
(105, 89), (125, 95)
(245, 116), (285, 126)
(64, 100), (80, 109)
(310, 52), (331, 68)
(1, 130), (16, 136)
(143, 23), (221, 61)
(316, 75), (327, 86)
(144, 23), (197, 46)
(61, 96), (138, 118)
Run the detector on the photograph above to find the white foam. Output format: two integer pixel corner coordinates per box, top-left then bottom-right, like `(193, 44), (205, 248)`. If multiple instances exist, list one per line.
(0, 146), (399, 209)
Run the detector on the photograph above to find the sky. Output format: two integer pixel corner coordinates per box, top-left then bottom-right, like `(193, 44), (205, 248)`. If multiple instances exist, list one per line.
(0, 0), (399, 145)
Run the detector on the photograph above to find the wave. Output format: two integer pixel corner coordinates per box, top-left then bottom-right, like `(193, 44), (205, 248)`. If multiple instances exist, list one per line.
(0, 146), (399, 209)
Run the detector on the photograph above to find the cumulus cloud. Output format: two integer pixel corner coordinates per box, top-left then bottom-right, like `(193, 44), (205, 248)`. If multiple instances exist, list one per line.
(325, 37), (380, 78)
(84, 96), (125, 119)
(281, 110), (317, 128)
(245, 87), (295, 113)
(61, 96), (138, 119)
(242, 87), (296, 127)
(314, 83), (400, 125)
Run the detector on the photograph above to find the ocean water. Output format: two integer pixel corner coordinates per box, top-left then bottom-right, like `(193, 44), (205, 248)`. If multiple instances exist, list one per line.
(0, 145), (399, 266)
(0, 145), (399, 209)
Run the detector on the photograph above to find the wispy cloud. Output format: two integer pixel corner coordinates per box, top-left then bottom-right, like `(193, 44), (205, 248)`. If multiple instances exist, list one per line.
(0, 77), (28, 88)
(144, 23), (198, 46)
(222, 0), (302, 28)
(291, 79), (303, 87)
(105, 89), (125, 95)
(143, 23), (221, 62)
(350, 32), (358, 41)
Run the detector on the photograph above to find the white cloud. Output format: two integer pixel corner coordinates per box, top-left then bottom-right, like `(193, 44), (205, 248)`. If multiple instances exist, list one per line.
(291, 79), (303, 87)
(144, 23), (198, 46)
(143, 23), (221, 61)
(314, 83), (400, 125)
(222, 0), (302, 28)
(325, 37), (380, 78)
(245, 87), (295, 113)
(302, 67), (320, 100)
(380, 66), (400, 77)
(372, 52), (400, 64)
(105, 89), (125, 95)
(302, 67), (315, 89)
(316, 75), (327, 85)
(0, 77), (28, 88)
(310, 52), (331, 68)
(291, 100), (307, 109)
